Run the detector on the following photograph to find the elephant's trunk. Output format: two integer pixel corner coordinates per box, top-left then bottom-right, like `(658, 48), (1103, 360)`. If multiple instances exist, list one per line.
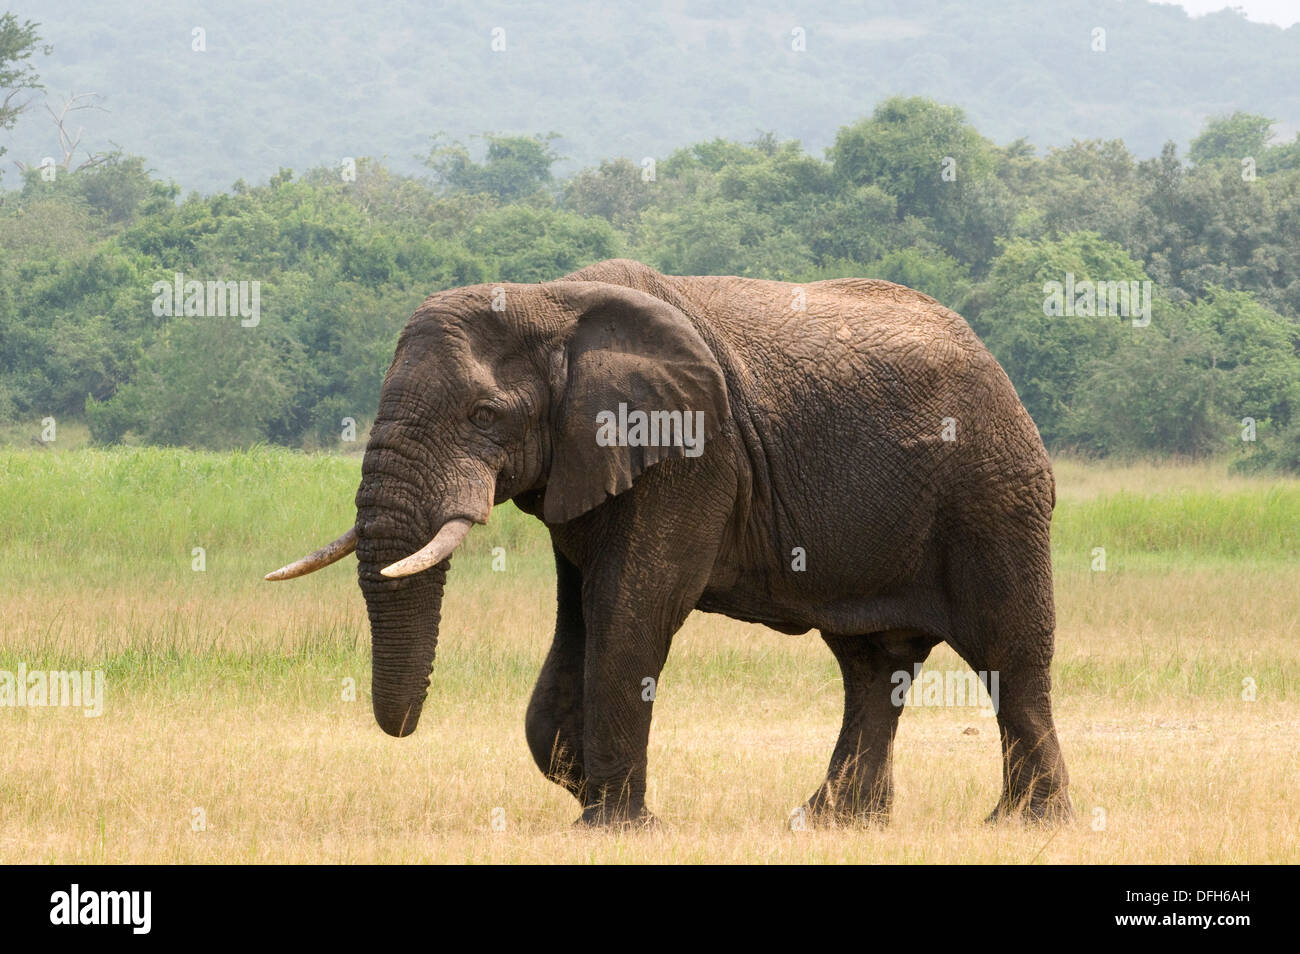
(355, 449), (449, 737)
(359, 546), (447, 738)
(354, 417), (493, 737)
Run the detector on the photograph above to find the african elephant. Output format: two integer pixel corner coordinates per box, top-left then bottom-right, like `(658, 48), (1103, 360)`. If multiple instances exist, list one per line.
(267, 258), (1071, 828)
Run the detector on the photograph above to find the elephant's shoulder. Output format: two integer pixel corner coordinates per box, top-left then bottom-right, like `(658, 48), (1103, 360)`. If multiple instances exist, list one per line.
(807, 279), (974, 344)
(558, 258), (665, 288)
(810, 277), (949, 314)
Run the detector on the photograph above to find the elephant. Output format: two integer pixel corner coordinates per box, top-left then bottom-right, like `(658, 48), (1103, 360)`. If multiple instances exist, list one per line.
(267, 257), (1071, 828)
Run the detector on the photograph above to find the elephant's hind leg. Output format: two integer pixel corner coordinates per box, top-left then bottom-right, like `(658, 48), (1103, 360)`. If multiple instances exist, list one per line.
(525, 546), (587, 801)
(980, 660), (1072, 825)
(945, 516), (1072, 826)
(948, 626), (1072, 825)
(807, 630), (936, 825)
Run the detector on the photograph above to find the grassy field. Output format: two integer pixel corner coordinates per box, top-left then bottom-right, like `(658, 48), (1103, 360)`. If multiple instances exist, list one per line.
(1, 446), (1297, 863)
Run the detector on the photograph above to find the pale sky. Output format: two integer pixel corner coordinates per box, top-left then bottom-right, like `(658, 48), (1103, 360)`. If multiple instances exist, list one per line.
(1162, 0), (1300, 27)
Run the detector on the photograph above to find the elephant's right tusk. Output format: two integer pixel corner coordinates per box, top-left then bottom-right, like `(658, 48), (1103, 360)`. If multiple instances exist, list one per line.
(265, 527), (357, 580)
(380, 518), (474, 578)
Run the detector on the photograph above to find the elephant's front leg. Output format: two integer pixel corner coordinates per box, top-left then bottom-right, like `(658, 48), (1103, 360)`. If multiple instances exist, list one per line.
(525, 547), (587, 799)
(558, 458), (735, 827)
(574, 609), (668, 827)
(580, 571), (720, 827)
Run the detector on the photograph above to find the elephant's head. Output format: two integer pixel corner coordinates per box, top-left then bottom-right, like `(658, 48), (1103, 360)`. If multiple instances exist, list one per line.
(265, 278), (729, 737)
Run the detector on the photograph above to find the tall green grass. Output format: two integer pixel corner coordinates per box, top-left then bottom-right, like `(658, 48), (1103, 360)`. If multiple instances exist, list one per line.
(1051, 487), (1300, 566)
(3, 447), (1296, 586)
(0, 446), (546, 588)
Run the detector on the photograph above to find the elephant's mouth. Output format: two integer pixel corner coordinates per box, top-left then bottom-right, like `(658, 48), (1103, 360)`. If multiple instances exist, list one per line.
(264, 488), (492, 584)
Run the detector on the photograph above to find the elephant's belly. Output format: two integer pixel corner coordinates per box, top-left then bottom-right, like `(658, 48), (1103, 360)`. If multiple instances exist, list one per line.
(696, 578), (952, 641)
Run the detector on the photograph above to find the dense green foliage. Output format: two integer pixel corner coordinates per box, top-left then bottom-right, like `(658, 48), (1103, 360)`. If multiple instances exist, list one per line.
(2, 94), (1299, 469)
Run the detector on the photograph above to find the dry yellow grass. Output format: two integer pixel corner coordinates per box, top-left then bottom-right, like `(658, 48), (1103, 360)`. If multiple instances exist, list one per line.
(1, 451), (1297, 863)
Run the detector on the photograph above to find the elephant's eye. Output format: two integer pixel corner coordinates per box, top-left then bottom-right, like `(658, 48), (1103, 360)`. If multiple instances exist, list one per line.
(470, 404), (498, 429)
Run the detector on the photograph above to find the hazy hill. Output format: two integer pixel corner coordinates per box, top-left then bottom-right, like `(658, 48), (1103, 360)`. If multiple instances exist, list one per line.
(3, 0), (1298, 192)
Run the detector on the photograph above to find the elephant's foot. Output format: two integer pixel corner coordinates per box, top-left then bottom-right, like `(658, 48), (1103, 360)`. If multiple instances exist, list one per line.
(984, 786), (1074, 827)
(573, 804), (657, 830)
(802, 782), (891, 828)
(573, 777), (655, 830)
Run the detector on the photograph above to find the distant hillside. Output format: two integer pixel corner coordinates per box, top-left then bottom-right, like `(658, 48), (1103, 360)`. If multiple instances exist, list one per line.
(3, 0), (1300, 192)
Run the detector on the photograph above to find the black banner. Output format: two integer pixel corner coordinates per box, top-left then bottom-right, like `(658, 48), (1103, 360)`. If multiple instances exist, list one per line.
(0, 864), (1274, 940)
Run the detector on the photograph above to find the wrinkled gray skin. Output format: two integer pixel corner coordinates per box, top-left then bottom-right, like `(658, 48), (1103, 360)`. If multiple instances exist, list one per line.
(334, 258), (1069, 827)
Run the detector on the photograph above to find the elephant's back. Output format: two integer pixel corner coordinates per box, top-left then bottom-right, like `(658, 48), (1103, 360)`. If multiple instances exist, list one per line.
(672, 274), (997, 422)
(576, 264), (1048, 496)
(678, 272), (1052, 518)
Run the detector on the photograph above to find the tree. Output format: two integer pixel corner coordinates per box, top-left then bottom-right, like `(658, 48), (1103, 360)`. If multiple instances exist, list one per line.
(828, 97), (996, 215)
(1139, 152), (1300, 320)
(0, 14), (48, 180)
(425, 133), (562, 202)
(9, 91), (113, 178)
(3, 92), (1298, 461)
(1032, 139), (1152, 257)
(1065, 310), (1220, 456)
(1188, 112), (1274, 166)
(463, 205), (619, 282)
(562, 158), (653, 230)
(1067, 290), (1300, 458)
(1233, 420), (1300, 474)
(1188, 288), (1300, 431)
(966, 233), (1153, 446)
(73, 154), (176, 223)
(827, 97), (1011, 269)
(859, 247), (972, 309)
(87, 317), (301, 448)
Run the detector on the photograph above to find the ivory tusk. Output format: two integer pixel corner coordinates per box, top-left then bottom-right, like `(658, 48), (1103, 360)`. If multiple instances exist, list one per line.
(264, 527), (357, 581)
(380, 518), (474, 578)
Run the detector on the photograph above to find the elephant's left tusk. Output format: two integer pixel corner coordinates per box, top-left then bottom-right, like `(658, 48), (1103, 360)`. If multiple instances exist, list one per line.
(380, 518), (475, 578)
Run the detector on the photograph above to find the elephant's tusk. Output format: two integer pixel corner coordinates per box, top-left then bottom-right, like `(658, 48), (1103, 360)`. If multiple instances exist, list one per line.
(265, 527), (358, 581)
(380, 518), (474, 578)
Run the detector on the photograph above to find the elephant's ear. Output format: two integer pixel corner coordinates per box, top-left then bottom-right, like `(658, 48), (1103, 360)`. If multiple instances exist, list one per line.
(542, 282), (729, 524)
